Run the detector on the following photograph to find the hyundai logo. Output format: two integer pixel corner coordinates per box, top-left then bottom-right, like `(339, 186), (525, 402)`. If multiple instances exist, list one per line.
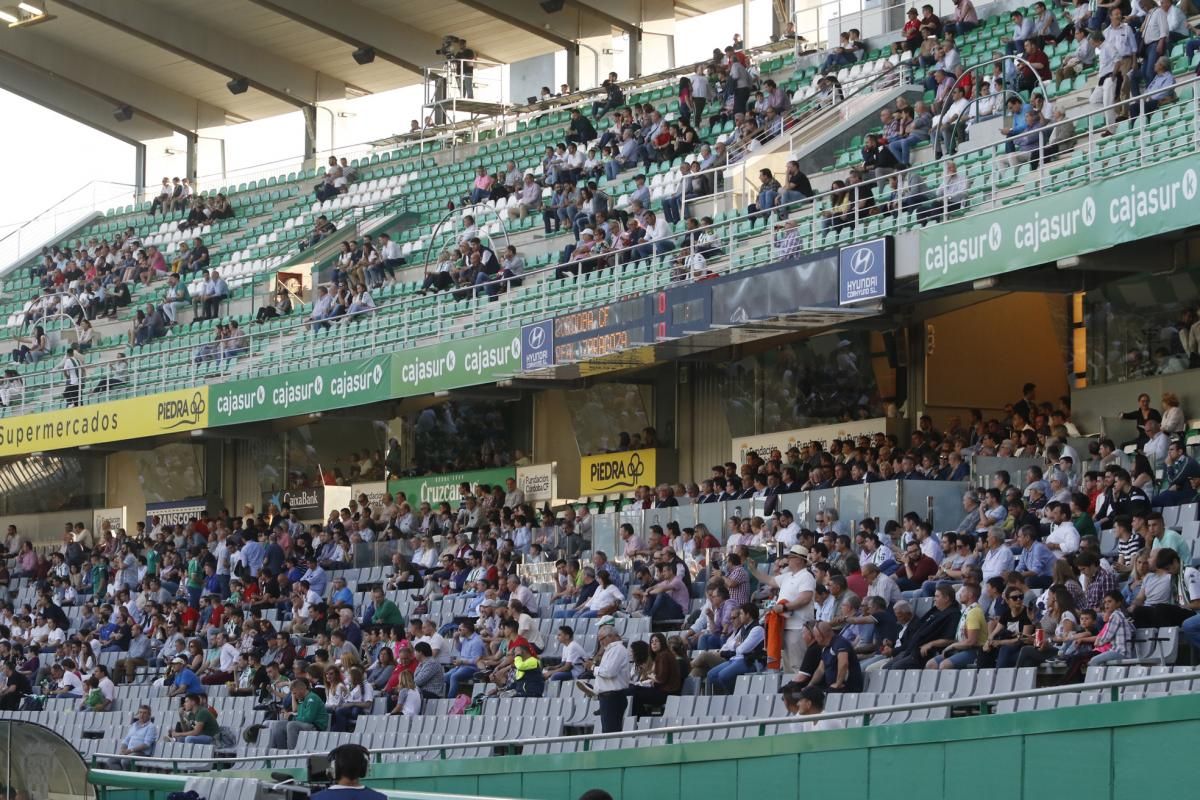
(527, 325), (546, 350)
(849, 246), (876, 276)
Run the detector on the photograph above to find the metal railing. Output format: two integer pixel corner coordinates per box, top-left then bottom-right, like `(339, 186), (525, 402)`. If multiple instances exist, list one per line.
(726, 54), (912, 165)
(90, 668), (1200, 769)
(0, 208), (822, 417)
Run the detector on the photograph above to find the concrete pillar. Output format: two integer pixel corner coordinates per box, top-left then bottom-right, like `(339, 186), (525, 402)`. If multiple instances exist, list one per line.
(566, 45), (581, 93)
(184, 133), (198, 184)
(629, 27), (641, 78)
(133, 142), (147, 195)
(302, 105), (317, 171)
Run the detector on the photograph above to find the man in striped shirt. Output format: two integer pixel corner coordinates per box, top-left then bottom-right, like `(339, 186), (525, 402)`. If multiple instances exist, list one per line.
(1078, 552), (1117, 611)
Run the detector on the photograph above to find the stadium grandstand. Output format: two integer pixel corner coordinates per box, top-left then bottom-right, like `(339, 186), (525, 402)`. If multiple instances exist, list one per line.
(0, 0), (1199, 799)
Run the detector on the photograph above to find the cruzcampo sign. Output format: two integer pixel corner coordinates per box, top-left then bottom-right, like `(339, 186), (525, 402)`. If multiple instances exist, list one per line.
(209, 355), (393, 425)
(391, 329), (523, 395)
(387, 467), (516, 506)
(919, 153), (1200, 291)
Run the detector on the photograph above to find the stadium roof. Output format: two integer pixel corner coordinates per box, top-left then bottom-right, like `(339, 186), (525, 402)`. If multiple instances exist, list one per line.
(0, 0), (743, 145)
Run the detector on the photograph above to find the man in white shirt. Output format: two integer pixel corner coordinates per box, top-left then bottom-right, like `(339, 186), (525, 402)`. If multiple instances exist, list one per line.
(783, 685), (847, 733)
(862, 563), (903, 607)
(458, 215), (479, 246)
(508, 174), (544, 220)
(61, 346), (83, 407)
(201, 270), (228, 320)
(1104, 9), (1138, 102)
(1045, 502), (1081, 558)
(639, 210), (675, 259)
(309, 286), (333, 331)
(1143, 418), (1170, 462)
(775, 510), (800, 548)
(591, 624), (630, 732)
(545, 626), (587, 681)
(749, 546), (816, 672)
(372, 233), (405, 287)
(161, 274), (185, 325)
(981, 528), (1015, 581)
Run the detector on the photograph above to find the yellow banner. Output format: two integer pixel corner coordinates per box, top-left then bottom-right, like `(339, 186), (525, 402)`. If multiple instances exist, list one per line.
(0, 387), (209, 457)
(579, 448), (657, 496)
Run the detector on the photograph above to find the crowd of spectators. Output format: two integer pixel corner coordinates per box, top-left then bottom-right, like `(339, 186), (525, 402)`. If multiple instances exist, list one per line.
(0, 380), (1197, 760)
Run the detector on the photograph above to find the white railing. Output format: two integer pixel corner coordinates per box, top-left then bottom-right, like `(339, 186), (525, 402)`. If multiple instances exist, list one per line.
(91, 668), (1200, 768)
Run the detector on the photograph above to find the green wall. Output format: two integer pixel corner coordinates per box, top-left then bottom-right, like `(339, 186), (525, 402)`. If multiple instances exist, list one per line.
(92, 694), (1200, 800)
(363, 694), (1198, 800)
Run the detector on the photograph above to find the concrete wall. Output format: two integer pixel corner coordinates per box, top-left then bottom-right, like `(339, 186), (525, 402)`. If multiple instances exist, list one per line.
(923, 292), (1071, 429)
(353, 693), (1200, 800)
(1071, 371), (1200, 437)
(533, 389), (583, 499)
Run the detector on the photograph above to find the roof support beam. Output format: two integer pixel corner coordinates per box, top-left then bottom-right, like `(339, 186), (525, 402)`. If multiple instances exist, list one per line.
(0, 28), (226, 134)
(0, 54), (173, 146)
(54, 0), (345, 108)
(566, 0), (640, 33)
(453, 0), (579, 51)
(245, 0), (446, 76)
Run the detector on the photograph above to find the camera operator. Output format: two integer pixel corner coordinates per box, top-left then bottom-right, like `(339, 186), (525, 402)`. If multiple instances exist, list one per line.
(456, 38), (476, 98)
(311, 745), (387, 800)
(438, 36), (476, 99)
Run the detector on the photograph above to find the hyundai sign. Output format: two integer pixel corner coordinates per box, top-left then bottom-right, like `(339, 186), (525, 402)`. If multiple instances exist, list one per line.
(521, 320), (555, 371)
(838, 237), (891, 305)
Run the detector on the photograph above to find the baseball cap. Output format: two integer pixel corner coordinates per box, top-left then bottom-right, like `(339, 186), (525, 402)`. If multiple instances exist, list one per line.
(171, 656), (186, 664)
(580, 228), (594, 237)
(1026, 480), (1049, 495)
(787, 544), (810, 559)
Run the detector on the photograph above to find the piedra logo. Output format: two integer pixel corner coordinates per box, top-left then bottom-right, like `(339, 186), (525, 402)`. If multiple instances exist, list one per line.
(589, 451), (646, 491)
(157, 391), (206, 429)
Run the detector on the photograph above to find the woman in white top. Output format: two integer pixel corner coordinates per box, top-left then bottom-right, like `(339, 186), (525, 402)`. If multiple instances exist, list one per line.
(388, 670), (422, 716)
(331, 666), (374, 732)
(509, 601), (545, 651)
(347, 283), (375, 318)
(1161, 392), (1185, 435)
(75, 319), (95, 351)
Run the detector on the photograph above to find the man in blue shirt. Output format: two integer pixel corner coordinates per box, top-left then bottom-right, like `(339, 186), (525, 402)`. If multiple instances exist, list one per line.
(302, 559), (329, 597)
(241, 532), (265, 578)
(330, 577), (354, 608)
(446, 622), (486, 698)
(167, 657), (206, 697)
(1014, 525), (1054, 589)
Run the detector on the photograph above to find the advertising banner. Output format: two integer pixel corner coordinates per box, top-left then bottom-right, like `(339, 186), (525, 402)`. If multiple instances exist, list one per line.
(262, 487), (324, 520)
(146, 497), (209, 528)
(732, 418), (897, 464)
(210, 355), (392, 425)
(579, 448), (657, 495)
(392, 329), (523, 395)
(521, 321), (555, 371)
(839, 237), (891, 305)
(93, 506), (127, 535)
(387, 467), (516, 507)
(351, 481), (389, 506)
(0, 388), (209, 458)
(919, 154), (1200, 290)
(517, 462), (557, 502)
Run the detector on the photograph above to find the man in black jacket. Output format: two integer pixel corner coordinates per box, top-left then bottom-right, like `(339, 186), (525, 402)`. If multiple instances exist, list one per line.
(592, 74), (625, 118)
(566, 109), (597, 145)
(882, 584), (961, 669)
